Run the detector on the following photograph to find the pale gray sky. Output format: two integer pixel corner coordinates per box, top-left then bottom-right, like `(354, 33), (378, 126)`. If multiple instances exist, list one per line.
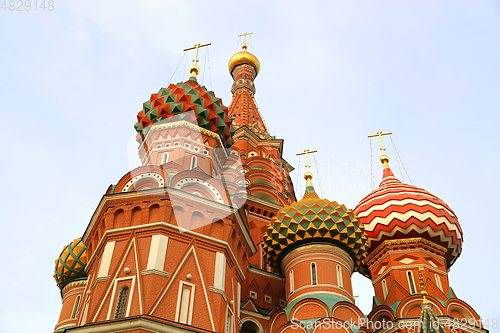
(1, 1), (499, 332)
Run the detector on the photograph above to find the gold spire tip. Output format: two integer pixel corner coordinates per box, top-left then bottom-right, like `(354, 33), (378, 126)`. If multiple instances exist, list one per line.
(368, 130), (392, 167)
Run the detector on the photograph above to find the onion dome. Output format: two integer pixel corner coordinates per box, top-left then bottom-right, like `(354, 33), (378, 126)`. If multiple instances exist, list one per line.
(354, 157), (463, 267)
(54, 238), (88, 289)
(134, 77), (235, 147)
(228, 46), (260, 77)
(263, 172), (367, 270)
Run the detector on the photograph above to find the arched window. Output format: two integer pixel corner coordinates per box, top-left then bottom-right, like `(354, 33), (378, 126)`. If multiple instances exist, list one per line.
(289, 270), (294, 293)
(190, 156), (197, 169)
(382, 279), (388, 300)
(435, 274), (443, 291)
(311, 263), (317, 285)
(114, 286), (129, 319)
(336, 265), (343, 288)
(71, 295), (81, 319)
(407, 271), (416, 294)
(161, 153), (169, 164)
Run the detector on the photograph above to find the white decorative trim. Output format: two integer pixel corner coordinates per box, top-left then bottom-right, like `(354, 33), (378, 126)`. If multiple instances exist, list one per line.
(141, 269), (171, 277)
(210, 286), (228, 301)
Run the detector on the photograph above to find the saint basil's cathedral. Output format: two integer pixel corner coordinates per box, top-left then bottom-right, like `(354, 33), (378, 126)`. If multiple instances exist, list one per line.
(52, 38), (487, 333)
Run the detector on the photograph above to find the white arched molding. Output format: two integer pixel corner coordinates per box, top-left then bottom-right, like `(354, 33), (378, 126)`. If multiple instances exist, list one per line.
(173, 177), (224, 203)
(122, 172), (165, 192)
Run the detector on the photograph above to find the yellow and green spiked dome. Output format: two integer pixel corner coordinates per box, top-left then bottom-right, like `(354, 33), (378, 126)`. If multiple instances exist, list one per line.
(54, 238), (88, 289)
(263, 175), (367, 271)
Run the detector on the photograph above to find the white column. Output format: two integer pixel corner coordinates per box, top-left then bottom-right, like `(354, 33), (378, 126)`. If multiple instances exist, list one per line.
(146, 235), (169, 271)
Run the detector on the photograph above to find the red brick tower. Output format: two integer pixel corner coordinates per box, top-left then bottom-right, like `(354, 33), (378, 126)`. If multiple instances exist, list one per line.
(354, 134), (487, 333)
(53, 43), (258, 333)
(226, 37), (297, 333)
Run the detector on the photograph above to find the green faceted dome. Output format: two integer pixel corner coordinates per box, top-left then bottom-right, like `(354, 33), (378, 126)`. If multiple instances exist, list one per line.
(54, 238), (88, 289)
(263, 188), (367, 271)
(134, 77), (235, 147)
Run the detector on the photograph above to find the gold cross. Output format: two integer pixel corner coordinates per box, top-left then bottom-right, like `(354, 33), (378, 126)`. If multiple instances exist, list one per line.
(296, 148), (317, 173)
(368, 130), (392, 155)
(418, 267), (429, 303)
(183, 42), (211, 66)
(238, 32), (253, 49)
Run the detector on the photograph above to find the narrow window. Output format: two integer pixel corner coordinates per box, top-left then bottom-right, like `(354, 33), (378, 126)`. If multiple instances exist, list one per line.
(407, 271), (416, 294)
(114, 286), (129, 319)
(336, 265), (343, 288)
(435, 274), (443, 291)
(289, 270), (294, 293)
(311, 263), (317, 285)
(71, 295), (81, 319)
(190, 156), (197, 169)
(382, 279), (388, 300)
(178, 285), (192, 324)
(161, 153), (169, 164)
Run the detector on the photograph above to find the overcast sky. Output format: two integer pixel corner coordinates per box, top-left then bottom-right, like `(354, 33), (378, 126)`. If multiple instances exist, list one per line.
(1, 1), (499, 332)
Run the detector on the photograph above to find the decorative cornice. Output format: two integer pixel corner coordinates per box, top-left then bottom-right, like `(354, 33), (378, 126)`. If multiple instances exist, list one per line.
(209, 287), (228, 301)
(141, 269), (171, 278)
(365, 237), (447, 265)
(140, 120), (225, 155)
(61, 279), (87, 295)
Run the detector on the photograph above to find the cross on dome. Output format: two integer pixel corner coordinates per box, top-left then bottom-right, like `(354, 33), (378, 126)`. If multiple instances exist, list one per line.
(183, 42), (211, 76)
(368, 130), (392, 166)
(238, 32), (253, 49)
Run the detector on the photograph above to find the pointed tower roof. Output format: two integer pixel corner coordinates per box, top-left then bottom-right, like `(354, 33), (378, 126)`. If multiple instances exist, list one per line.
(354, 133), (463, 267)
(228, 36), (270, 139)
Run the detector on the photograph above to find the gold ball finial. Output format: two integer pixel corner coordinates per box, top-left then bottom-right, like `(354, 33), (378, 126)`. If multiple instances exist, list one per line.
(189, 64), (200, 76)
(380, 155), (390, 164)
(304, 171), (313, 180)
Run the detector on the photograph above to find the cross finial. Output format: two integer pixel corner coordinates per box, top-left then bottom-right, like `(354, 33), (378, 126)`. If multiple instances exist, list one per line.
(238, 32), (253, 50)
(183, 42), (211, 76)
(296, 148), (317, 174)
(418, 267), (429, 303)
(368, 130), (392, 155)
(368, 130), (392, 166)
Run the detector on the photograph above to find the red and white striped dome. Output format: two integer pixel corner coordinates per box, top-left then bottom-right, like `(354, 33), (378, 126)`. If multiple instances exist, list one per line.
(354, 165), (463, 267)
